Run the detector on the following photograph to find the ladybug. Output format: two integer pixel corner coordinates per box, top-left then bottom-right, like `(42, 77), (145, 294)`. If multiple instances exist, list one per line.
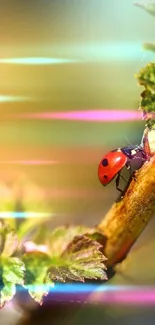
(98, 145), (148, 196)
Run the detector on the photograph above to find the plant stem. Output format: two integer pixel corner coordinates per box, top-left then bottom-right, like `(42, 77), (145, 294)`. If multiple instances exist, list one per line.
(97, 155), (155, 267)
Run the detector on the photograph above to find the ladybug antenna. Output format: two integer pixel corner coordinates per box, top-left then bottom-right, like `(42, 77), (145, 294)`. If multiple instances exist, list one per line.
(124, 136), (134, 148)
(124, 137), (143, 151)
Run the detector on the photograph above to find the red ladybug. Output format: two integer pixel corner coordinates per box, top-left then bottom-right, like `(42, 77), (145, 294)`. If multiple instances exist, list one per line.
(98, 145), (147, 195)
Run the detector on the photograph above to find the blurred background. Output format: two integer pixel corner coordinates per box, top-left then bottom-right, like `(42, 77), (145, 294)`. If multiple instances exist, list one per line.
(0, 0), (155, 222)
(0, 0), (155, 324)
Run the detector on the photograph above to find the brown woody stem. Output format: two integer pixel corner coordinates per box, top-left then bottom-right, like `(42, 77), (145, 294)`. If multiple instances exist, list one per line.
(97, 155), (155, 267)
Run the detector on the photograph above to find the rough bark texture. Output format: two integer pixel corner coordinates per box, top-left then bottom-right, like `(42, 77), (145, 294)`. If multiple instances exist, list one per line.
(98, 155), (155, 267)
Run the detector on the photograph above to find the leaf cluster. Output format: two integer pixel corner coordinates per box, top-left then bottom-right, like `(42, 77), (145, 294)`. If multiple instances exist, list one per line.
(0, 223), (107, 307)
(136, 64), (155, 128)
(135, 2), (155, 129)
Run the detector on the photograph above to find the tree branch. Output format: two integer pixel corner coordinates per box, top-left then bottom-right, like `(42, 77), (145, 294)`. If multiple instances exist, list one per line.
(97, 155), (155, 267)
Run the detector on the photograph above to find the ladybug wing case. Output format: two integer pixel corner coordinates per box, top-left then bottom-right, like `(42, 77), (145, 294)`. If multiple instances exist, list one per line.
(98, 151), (127, 186)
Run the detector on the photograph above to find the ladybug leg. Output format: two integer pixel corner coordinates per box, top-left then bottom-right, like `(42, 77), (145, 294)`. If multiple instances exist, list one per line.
(116, 173), (124, 195)
(126, 162), (137, 181)
(132, 171), (137, 181)
(120, 174), (128, 182)
(126, 162), (131, 170)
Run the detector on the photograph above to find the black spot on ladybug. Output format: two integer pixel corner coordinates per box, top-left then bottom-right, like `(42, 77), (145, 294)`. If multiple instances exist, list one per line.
(103, 175), (108, 179)
(102, 158), (108, 167)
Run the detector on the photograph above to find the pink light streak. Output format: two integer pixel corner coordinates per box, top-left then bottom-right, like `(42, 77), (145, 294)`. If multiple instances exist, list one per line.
(46, 287), (155, 305)
(89, 290), (155, 305)
(0, 160), (60, 165)
(14, 110), (142, 122)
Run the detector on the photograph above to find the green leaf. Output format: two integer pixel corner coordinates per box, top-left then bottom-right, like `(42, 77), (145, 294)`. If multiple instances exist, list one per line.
(46, 264), (84, 282)
(42, 225), (95, 257)
(0, 257), (25, 308)
(148, 120), (155, 128)
(136, 63), (155, 92)
(47, 235), (107, 283)
(2, 257), (25, 284)
(135, 1), (155, 16)
(140, 90), (155, 115)
(138, 89), (155, 129)
(23, 252), (53, 304)
(0, 223), (19, 257)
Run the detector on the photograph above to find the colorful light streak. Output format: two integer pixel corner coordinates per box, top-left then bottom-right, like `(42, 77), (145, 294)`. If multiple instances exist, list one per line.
(0, 95), (31, 102)
(0, 42), (155, 63)
(0, 212), (51, 218)
(17, 284), (155, 305)
(0, 160), (60, 165)
(14, 110), (142, 122)
(56, 41), (154, 61)
(47, 284), (132, 293)
(0, 57), (76, 65)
